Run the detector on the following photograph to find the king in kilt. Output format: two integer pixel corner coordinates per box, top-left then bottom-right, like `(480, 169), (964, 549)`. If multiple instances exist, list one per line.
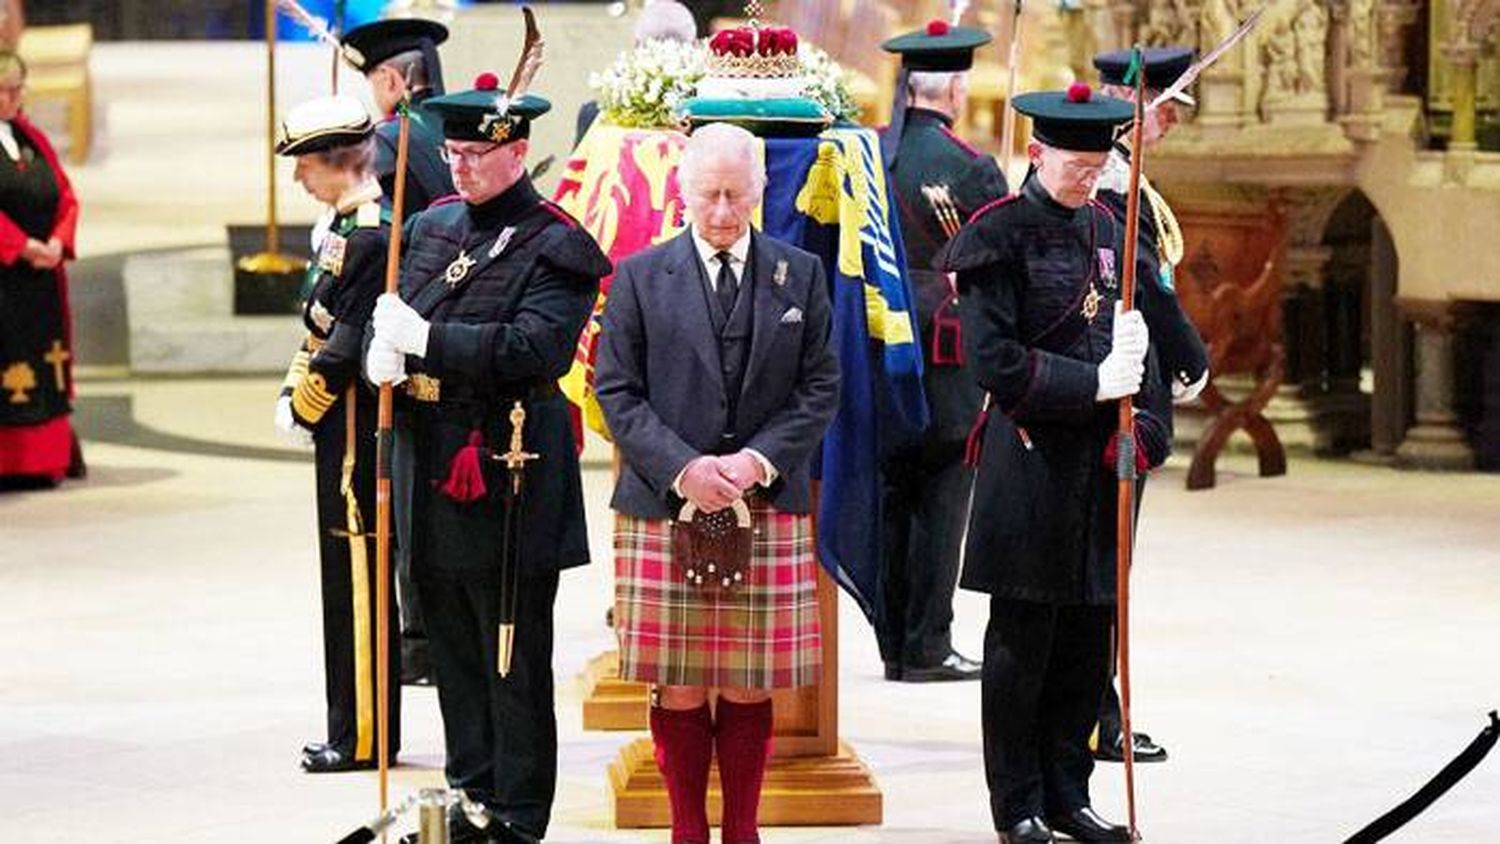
(594, 123), (840, 844)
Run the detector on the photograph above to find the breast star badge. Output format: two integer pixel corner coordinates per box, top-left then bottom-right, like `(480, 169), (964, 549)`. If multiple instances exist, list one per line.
(445, 251), (478, 288)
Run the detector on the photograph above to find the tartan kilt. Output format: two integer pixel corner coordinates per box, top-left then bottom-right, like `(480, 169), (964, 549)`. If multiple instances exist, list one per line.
(614, 499), (822, 690)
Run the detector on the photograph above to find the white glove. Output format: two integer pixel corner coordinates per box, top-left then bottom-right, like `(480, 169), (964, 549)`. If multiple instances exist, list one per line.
(1172, 370), (1209, 404)
(1095, 302), (1149, 402)
(365, 336), (408, 386)
(373, 293), (431, 357)
(274, 396), (313, 448)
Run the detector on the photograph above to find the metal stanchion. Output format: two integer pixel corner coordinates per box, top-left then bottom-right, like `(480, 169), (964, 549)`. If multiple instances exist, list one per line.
(333, 788), (492, 844)
(417, 789), (450, 844)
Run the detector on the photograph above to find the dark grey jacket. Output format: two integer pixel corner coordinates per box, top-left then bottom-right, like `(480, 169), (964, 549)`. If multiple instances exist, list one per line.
(595, 229), (840, 519)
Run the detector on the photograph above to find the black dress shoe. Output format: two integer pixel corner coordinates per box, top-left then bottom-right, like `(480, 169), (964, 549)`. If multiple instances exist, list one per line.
(900, 651), (982, 682)
(1093, 730), (1168, 763)
(1047, 806), (1131, 842)
(1000, 816), (1055, 843)
(883, 662), (903, 681)
(300, 745), (379, 773)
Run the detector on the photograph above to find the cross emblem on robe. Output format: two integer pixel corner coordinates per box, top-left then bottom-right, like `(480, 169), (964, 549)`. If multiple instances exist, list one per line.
(45, 340), (71, 392)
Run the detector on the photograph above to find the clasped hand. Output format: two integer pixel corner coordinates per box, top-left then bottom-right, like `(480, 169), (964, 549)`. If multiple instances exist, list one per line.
(679, 452), (765, 513)
(22, 237), (63, 271)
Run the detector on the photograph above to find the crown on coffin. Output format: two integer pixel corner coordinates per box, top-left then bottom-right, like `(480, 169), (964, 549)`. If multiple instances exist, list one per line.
(707, 25), (803, 78)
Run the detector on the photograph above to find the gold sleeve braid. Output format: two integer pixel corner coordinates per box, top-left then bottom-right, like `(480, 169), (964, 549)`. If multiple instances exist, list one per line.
(1141, 178), (1184, 267)
(279, 342), (312, 396)
(292, 372), (338, 425)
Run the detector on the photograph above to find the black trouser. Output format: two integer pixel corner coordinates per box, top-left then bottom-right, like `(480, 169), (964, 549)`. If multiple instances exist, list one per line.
(391, 420), (426, 652)
(1098, 480), (1149, 741)
(417, 567), (560, 838)
(1098, 673), (1124, 742)
(877, 438), (971, 668)
(982, 596), (1113, 830)
(313, 414), (401, 760)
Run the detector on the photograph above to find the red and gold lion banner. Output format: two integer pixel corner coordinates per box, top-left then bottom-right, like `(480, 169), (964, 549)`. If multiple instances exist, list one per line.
(552, 124), (690, 438)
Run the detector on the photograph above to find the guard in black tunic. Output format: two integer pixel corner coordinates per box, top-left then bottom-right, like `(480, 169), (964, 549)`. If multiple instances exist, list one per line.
(343, 18), (455, 214)
(270, 95), (401, 774)
(939, 86), (1168, 844)
(876, 20), (1008, 683)
(342, 17), (457, 685)
(1090, 46), (1212, 765)
(365, 74), (610, 844)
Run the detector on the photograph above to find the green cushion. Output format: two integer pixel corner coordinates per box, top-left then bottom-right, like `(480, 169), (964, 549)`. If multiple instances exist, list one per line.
(679, 97), (832, 137)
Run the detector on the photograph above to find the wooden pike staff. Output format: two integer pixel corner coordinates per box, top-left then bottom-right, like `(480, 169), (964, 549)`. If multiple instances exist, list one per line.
(330, 0), (346, 93)
(1114, 45), (1148, 841)
(373, 88), (414, 819)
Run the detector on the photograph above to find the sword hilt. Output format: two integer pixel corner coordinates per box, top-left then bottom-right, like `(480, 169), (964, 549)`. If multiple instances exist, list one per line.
(492, 400), (539, 494)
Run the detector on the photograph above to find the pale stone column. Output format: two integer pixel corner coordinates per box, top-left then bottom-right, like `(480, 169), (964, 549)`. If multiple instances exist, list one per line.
(1396, 300), (1476, 470)
(1445, 42), (1481, 151)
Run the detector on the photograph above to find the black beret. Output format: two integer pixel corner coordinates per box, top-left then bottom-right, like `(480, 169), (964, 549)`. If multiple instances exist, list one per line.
(425, 73), (551, 144)
(1013, 85), (1133, 153)
(341, 18), (449, 73)
(881, 20), (992, 72)
(1093, 47), (1196, 104)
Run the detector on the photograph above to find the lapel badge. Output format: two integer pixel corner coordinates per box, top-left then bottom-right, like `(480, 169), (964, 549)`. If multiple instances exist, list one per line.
(489, 226), (517, 259)
(773, 259), (788, 287)
(445, 250), (478, 288)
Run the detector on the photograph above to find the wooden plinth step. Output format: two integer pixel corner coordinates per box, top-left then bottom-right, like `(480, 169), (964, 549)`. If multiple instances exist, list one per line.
(608, 737), (883, 828)
(579, 650), (651, 731)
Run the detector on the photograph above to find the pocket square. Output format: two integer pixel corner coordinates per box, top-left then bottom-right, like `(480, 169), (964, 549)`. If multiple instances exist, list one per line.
(779, 307), (804, 325)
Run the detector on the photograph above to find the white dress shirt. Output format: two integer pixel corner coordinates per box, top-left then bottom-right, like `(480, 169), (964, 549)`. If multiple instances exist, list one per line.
(0, 121), (20, 162)
(691, 226), (750, 291)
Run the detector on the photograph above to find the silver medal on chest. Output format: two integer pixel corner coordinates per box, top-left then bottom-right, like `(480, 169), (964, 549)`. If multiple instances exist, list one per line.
(445, 250), (478, 287)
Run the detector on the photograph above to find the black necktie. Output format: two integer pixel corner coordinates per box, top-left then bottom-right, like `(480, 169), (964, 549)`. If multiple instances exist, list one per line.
(714, 250), (737, 317)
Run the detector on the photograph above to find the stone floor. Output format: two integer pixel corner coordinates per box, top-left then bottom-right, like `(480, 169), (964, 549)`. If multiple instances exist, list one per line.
(2, 376), (1498, 843)
(12, 28), (1498, 844)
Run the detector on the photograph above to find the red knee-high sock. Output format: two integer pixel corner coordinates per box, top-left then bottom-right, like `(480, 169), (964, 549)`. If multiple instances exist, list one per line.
(714, 698), (774, 844)
(650, 703), (714, 844)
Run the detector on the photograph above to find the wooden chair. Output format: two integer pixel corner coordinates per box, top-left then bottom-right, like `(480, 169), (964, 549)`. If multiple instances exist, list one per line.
(18, 23), (92, 165)
(1172, 202), (1290, 490)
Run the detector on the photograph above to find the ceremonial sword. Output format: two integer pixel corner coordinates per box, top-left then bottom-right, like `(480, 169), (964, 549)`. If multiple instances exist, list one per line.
(493, 401), (538, 678)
